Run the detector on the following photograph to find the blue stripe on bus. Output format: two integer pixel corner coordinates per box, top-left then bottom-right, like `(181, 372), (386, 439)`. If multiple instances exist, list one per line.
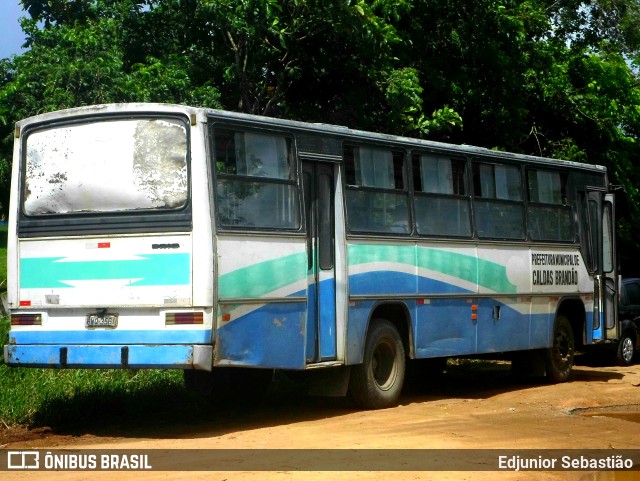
(318, 277), (337, 360)
(585, 311), (595, 344)
(4, 344), (202, 369)
(216, 302), (306, 370)
(349, 271), (473, 296)
(10, 329), (212, 345)
(345, 297), (555, 364)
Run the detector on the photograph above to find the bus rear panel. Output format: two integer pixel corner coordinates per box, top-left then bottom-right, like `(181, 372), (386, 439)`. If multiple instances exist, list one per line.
(4, 105), (214, 370)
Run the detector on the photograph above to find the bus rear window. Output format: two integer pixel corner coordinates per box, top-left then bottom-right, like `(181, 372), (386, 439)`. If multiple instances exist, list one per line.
(23, 118), (188, 215)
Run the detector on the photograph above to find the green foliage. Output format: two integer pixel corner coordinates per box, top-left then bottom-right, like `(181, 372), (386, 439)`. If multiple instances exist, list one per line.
(0, 316), (7, 348)
(1, 0), (640, 428)
(0, 157), (8, 222)
(0, 224), (6, 286)
(1, 310), (193, 429)
(0, 0), (639, 267)
(0, 310), (198, 429)
(0, 355), (189, 428)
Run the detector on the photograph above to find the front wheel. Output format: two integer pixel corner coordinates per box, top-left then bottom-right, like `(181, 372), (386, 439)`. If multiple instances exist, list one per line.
(544, 315), (575, 383)
(616, 332), (636, 366)
(349, 319), (406, 409)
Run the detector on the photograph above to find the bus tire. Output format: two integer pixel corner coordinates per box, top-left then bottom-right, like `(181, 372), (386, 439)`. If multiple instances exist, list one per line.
(349, 319), (405, 409)
(616, 331), (636, 366)
(544, 315), (574, 383)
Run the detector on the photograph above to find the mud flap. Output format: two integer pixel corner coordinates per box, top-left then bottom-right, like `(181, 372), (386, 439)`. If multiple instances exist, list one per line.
(307, 366), (351, 397)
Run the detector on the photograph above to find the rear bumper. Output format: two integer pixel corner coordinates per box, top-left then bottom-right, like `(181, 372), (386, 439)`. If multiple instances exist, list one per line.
(3, 344), (213, 370)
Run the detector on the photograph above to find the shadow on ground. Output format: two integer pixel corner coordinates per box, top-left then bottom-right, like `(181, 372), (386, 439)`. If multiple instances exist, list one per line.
(19, 358), (627, 441)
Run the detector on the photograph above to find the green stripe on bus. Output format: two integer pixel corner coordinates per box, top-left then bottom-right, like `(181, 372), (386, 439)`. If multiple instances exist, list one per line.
(218, 252), (308, 299)
(348, 244), (516, 293)
(20, 254), (191, 288)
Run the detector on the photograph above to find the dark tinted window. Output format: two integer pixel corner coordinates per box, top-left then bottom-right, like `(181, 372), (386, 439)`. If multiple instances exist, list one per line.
(344, 146), (410, 234)
(472, 161), (524, 239)
(527, 169), (574, 242)
(214, 128), (299, 229)
(625, 281), (640, 305)
(412, 154), (471, 237)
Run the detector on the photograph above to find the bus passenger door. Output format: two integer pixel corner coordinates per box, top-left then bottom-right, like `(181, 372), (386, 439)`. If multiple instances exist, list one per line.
(587, 190), (618, 342)
(302, 162), (337, 362)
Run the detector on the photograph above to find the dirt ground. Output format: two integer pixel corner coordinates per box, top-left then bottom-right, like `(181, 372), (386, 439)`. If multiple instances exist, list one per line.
(1, 356), (640, 481)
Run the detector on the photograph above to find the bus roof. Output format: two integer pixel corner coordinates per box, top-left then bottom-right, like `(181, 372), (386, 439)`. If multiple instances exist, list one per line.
(16, 102), (607, 174)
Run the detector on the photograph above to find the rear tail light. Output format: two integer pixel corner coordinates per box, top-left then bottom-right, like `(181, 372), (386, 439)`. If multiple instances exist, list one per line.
(165, 312), (204, 325)
(11, 314), (42, 325)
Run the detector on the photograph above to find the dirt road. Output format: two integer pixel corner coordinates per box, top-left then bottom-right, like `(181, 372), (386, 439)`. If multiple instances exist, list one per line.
(2, 357), (640, 481)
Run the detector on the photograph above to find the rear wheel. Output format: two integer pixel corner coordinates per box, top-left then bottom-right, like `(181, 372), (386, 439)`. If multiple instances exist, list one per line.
(544, 315), (575, 382)
(349, 319), (405, 409)
(616, 332), (636, 366)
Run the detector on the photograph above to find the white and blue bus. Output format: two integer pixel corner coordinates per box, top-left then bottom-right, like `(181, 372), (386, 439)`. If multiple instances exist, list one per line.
(3, 103), (618, 408)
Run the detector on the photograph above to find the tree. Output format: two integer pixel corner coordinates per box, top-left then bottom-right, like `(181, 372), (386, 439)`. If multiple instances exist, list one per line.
(0, 0), (221, 215)
(1, 0), (639, 262)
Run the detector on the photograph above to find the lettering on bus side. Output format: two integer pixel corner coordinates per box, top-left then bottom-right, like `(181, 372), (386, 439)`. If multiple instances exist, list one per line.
(531, 252), (580, 286)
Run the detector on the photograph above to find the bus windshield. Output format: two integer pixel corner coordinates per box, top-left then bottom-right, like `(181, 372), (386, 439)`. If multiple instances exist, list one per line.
(24, 117), (188, 215)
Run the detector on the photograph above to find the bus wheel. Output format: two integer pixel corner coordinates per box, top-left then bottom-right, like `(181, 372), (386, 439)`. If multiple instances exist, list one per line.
(544, 315), (574, 382)
(616, 332), (636, 366)
(349, 319), (405, 409)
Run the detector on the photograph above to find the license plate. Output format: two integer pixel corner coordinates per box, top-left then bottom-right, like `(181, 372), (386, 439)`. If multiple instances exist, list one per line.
(85, 314), (118, 329)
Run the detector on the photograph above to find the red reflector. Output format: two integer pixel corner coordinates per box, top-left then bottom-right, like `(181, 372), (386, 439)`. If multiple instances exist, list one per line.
(11, 314), (42, 325)
(98, 242), (111, 248)
(19, 300), (31, 307)
(166, 312), (204, 325)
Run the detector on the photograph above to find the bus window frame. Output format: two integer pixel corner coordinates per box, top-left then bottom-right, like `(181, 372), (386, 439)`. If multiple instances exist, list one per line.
(411, 152), (473, 239)
(525, 167), (576, 243)
(343, 144), (412, 237)
(471, 159), (526, 241)
(210, 123), (304, 233)
(17, 112), (194, 238)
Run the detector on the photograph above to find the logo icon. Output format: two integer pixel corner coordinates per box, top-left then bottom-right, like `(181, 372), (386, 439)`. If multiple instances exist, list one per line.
(7, 451), (39, 469)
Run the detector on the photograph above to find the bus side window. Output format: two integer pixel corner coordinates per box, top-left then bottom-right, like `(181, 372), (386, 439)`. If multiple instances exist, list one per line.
(213, 128), (300, 229)
(472, 161), (525, 240)
(344, 146), (410, 235)
(412, 154), (471, 237)
(527, 169), (574, 242)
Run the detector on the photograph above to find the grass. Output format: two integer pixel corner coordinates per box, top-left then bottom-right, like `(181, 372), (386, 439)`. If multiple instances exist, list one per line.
(0, 227), (211, 429)
(0, 224), (6, 291)
(1, 312), (196, 428)
(0, 329), (204, 429)
(1, 311), (213, 430)
(0, 225), (182, 429)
